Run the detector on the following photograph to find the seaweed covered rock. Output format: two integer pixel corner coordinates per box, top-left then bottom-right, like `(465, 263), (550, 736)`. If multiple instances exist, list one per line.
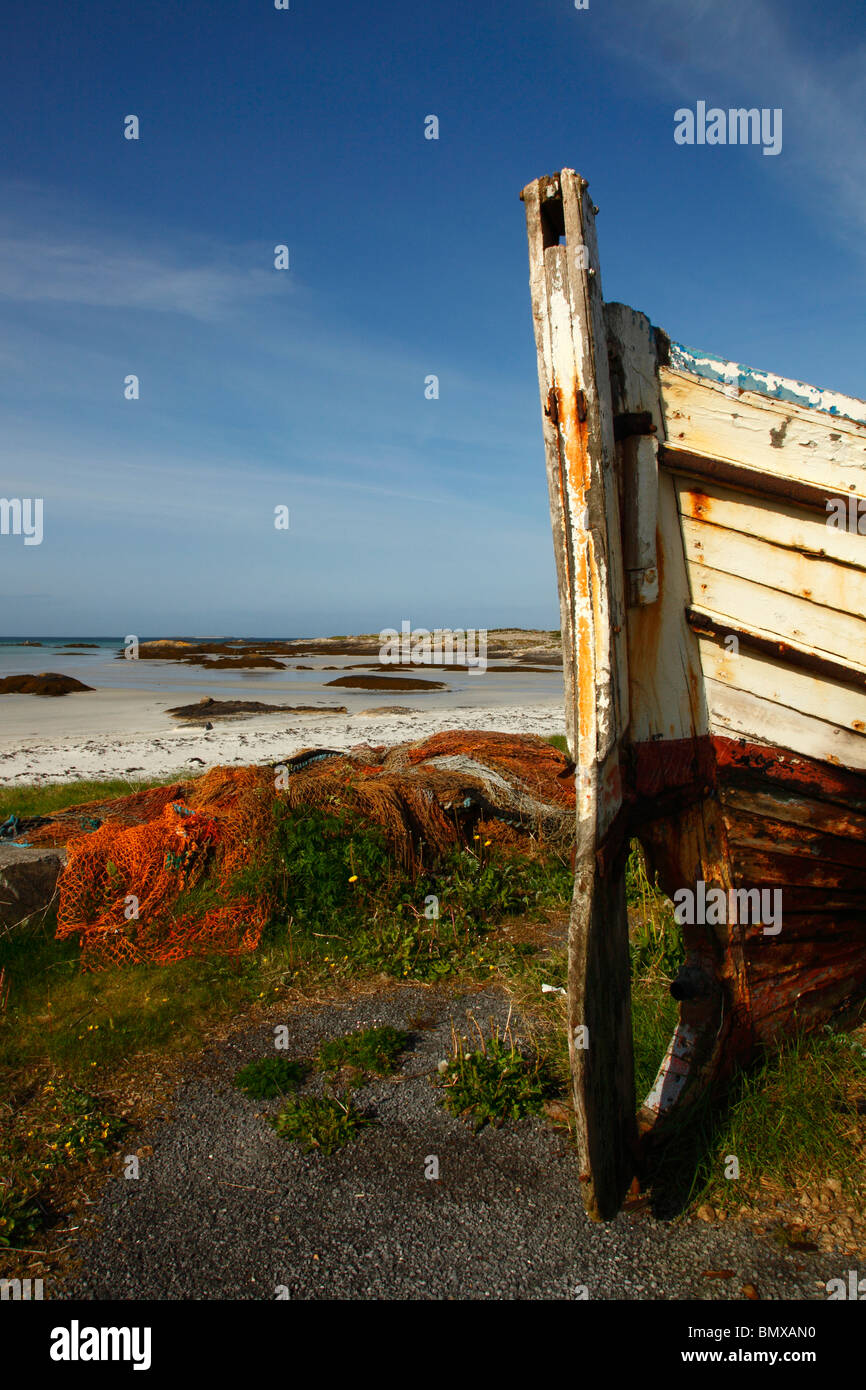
(0, 672), (93, 696)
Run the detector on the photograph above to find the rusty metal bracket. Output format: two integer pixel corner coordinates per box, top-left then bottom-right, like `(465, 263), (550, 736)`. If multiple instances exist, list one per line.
(614, 411), (656, 442)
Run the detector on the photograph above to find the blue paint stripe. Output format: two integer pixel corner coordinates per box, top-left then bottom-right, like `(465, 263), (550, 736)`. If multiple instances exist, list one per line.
(668, 341), (866, 425)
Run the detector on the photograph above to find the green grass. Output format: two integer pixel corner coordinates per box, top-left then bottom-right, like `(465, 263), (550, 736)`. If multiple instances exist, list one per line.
(263, 804), (573, 983)
(0, 804), (572, 1087)
(626, 840), (684, 981)
(0, 775), (183, 823)
(631, 975), (679, 1104)
(0, 916), (272, 1077)
(0, 1187), (42, 1250)
(316, 1026), (409, 1076)
(270, 1095), (369, 1155)
(0, 1079), (128, 1249)
(2, 777), (863, 1237)
(716, 1029), (866, 1193)
(0, 789), (573, 1255)
(499, 839), (681, 1108)
(436, 1020), (561, 1131)
(233, 1057), (309, 1098)
(544, 734), (570, 756)
(624, 840), (683, 1104)
(621, 840), (866, 1216)
(651, 1027), (866, 1213)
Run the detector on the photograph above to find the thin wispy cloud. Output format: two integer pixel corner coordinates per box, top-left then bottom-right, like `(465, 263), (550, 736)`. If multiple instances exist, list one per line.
(0, 229), (286, 320)
(1, 0), (859, 635)
(603, 0), (866, 241)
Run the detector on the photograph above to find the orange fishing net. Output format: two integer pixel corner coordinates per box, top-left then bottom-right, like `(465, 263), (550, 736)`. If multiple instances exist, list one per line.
(50, 733), (574, 970)
(21, 782), (191, 849)
(280, 731), (574, 868)
(55, 767), (276, 970)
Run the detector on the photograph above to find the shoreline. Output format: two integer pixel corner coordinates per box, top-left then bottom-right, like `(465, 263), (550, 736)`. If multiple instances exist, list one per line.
(0, 696), (567, 784)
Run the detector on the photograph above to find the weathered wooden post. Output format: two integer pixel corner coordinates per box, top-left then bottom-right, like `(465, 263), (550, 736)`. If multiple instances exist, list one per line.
(521, 170), (637, 1219)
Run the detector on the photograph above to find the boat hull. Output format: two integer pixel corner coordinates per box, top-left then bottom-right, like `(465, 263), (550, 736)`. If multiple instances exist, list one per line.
(632, 733), (866, 1130)
(522, 166), (866, 1216)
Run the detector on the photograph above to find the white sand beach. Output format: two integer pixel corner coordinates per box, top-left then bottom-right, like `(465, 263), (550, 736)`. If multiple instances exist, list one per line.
(0, 689), (566, 784)
(0, 634), (567, 783)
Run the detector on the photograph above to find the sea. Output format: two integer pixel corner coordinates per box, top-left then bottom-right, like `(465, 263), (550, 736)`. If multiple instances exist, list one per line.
(0, 638), (565, 708)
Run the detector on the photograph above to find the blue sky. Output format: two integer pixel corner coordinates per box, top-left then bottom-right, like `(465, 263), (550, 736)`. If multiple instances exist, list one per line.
(1, 0), (863, 637)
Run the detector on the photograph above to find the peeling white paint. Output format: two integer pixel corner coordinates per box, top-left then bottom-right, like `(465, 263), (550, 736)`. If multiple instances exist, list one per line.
(669, 342), (866, 425)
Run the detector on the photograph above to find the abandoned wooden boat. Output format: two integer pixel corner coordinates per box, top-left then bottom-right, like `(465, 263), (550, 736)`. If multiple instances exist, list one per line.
(521, 168), (866, 1220)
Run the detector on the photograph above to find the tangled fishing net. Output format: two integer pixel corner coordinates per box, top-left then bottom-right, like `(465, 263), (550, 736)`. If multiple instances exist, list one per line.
(279, 731), (574, 864)
(54, 767), (276, 969)
(41, 732), (573, 970)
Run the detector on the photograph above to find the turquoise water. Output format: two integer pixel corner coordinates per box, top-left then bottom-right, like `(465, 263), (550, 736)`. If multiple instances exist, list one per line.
(0, 638), (121, 677)
(0, 639), (564, 706)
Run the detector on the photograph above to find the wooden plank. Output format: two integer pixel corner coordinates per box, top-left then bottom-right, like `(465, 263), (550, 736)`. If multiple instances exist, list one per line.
(728, 888), (865, 915)
(663, 444), (841, 514)
(706, 678), (866, 771)
(722, 809), (866, 871)
(747, 952), (866, 1044)
(685, 568), (866, 664)
(732, 886), (866, 913)
(666, 340), (866, 427)
(713, 733), (866, 810)
(523, 179), (578, 760)
(660, 368), (866, 498)
(625, 473), (711, 743)
(725, 846), (866, 891)
(720, 784), (866, 841)
(636, 798), (750, 1126)
(687, 604), (866, 689)
(561, 186), (631, 750)
(682, 516), (866, 619)
(699, 640), (866, 733)
(745, 916), (866, 945)
(604, 305), (751, 1143)
(605, 303), (666, 431)
(604, 303), (708, 746)
(621, 435), (659, 604)
(522, 169), (635, 1221)
(675, 476), (866, 568)
(605, 303), (663, 607)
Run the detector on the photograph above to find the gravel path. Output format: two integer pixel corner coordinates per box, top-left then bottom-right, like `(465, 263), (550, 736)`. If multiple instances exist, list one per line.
(59, 987), (837, 1301)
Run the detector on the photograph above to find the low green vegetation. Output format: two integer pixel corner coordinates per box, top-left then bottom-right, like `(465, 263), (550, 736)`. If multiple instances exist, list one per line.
(631, 975), (679, 1105)
(234, 1057), (309, 1098)
(625, 841), (682, 1102)
(660, 1026), (866, 1214)
(0, 784), (574, 1255)
(436, 1019), (560, 1131)
(0, 1186), (41, 1250)
(316, 1026), (409, 1076)
(626, 841), (684, 981)
(270, 1095), (369, 1155)
(263, 803), (573, 983)
(544, 734), (569, 756)
(0, 920), (271, 1078)
(0, 1079), (127, 1248)
(0, 774), (180, 823)
(622, 842), (866, 1223)
(0, 802), (573, 1085)
(1, 773), (862, 1249)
